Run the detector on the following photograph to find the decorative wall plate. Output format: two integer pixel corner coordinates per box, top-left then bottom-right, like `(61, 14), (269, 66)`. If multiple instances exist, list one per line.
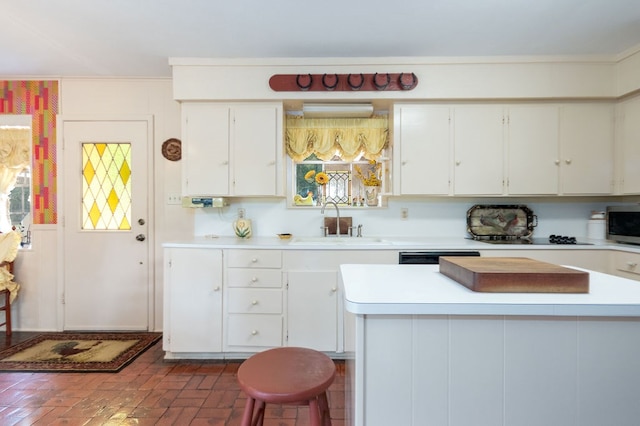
(161, 138), (181, 161)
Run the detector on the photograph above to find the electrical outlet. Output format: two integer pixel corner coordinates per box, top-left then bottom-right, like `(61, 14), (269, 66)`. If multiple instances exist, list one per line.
(167, 193), (182, 205)
(401, 207), (409, 220)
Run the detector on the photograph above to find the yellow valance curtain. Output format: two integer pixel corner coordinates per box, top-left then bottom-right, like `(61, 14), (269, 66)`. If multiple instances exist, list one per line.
(0, 126), (31, 233)
(285, 117), (389, 162)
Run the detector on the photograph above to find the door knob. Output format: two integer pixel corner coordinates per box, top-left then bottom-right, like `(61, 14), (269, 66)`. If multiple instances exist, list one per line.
(138, 218), (145, 225)
(136, 234), (146, 242)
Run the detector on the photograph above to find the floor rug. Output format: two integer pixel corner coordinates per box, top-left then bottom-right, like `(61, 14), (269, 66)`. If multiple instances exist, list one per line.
(0, 332), (162, 372)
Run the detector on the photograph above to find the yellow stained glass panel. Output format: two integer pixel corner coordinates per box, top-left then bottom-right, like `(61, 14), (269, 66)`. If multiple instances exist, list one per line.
(82, 143), (132, 230)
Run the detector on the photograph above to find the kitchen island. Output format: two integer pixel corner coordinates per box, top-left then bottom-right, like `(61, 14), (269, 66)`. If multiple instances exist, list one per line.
(341, 263), (640, 426)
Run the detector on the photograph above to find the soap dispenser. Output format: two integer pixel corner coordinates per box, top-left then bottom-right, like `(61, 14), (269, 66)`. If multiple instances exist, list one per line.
(233, 208), (252, 239)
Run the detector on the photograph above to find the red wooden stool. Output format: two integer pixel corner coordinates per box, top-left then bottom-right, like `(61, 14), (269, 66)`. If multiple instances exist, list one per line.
(237, 347), (336, 426)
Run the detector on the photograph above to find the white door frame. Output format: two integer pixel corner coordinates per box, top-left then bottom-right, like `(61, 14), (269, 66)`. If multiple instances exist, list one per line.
(56, 114), (155, 331)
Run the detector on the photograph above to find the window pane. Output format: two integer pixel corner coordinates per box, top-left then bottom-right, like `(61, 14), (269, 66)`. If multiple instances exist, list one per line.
(295, 162), (323, 205)
(9, 169), (31, 225)
(82, 143), (132, 230)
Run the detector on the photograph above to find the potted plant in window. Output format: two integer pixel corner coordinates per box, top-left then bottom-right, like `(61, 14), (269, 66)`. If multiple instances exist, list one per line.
(355, 161), (381, 207)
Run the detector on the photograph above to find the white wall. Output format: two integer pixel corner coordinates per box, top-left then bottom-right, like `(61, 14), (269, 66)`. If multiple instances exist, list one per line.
(11, 78), (194, 332)
(191, 197), (634, 241)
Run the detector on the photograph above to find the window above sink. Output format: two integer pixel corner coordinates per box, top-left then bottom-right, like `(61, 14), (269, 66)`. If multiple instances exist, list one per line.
(285, 116), (391, 209)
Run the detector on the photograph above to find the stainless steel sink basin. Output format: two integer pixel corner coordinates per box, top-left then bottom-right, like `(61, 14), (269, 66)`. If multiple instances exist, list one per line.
(289, 237), (391, 245)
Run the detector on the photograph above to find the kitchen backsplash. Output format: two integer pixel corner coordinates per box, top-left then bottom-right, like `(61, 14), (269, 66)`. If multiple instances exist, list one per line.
(191, 198), (638, 240)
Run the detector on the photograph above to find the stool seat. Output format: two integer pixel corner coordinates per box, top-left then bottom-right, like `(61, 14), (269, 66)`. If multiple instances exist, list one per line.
(238, 347), (336, 426)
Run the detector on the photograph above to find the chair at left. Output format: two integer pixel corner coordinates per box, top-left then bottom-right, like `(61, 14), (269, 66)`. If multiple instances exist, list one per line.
(0, 260), (14, 336)
(0, 230), (22, 337)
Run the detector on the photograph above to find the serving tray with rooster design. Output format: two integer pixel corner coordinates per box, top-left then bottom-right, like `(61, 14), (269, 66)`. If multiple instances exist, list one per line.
(466, 204), (537, 240)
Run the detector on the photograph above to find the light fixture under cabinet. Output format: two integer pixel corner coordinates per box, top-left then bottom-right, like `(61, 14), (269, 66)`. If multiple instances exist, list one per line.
(302, 103), (374, 118)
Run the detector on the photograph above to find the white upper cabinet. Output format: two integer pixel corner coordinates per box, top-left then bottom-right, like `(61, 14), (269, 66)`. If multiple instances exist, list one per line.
(559, 104), (614, 195)
(182, 102), (283, 197)
(618, 96), (640, 194)
(182, 103), (230, 196)
(453, 106), (505, 195)
(394, 105), (451, 195)
(507, 106), (560, 195)
(393, 102), (614, 196)
(232, 104), (283, 196)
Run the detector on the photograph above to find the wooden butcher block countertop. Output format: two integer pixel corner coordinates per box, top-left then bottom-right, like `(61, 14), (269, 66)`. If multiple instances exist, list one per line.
(439, 257), (589, 293)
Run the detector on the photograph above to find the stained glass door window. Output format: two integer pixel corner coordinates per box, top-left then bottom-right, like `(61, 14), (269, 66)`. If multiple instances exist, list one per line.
(82, 143), (132, 230)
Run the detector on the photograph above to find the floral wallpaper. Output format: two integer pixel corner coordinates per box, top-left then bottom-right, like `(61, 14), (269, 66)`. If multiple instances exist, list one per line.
(0, 80), (58, 225)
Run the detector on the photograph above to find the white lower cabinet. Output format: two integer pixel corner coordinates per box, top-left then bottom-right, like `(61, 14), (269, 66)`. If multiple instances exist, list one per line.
(284, 250), (397, 353)
(287, 270), (339, 351)
(480, 249), (611, 274)
(224, 249), (283, 352)
(610, 251), (640, 281)
(163, 247), (223, 355)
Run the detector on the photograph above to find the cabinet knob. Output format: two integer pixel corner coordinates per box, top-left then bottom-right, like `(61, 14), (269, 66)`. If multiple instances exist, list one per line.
(331, 287), (337, 293)
(213, 286), (220, 291)
(251, 330), (258, 335)
(251, 258), (258, 263)
(554, 159), (560, 165)
(402, 161), (407, 165)
(222, 160), (229, 165)
(455, 160), (461, 166)
(627, 262), (637, 269)
(251, 300), (258, 305)
(251, 277), (258, 283)
(565, 159), (572, 165)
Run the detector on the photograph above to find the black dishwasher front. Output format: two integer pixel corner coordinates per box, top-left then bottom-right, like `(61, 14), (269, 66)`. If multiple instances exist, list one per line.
(398, 251), (480, 264)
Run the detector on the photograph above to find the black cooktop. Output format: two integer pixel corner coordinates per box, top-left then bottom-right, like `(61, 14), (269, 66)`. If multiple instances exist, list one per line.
(473, 235), (592, 245)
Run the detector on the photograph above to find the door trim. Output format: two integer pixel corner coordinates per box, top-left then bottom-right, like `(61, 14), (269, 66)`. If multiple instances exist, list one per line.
(56, 114), (155, 331)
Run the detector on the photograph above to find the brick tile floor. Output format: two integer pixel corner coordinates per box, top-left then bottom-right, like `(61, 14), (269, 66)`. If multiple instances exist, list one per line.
(0, 333), (346, 425)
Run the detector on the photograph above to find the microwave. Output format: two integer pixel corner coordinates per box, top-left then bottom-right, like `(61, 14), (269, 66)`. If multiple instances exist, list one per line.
(607, 205), (640, 245)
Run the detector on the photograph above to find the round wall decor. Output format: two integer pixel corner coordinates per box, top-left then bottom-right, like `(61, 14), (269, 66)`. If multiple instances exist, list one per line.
(161, 138), (181, 161)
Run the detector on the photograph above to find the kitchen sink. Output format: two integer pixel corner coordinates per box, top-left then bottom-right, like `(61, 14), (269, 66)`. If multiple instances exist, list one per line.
(289, 237), (391, 245)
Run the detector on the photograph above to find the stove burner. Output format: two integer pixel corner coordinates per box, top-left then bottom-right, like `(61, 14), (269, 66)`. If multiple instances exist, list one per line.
(548, 235), (577, 244)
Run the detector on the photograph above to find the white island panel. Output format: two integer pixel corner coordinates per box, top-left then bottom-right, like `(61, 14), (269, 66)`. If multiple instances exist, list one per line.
(342, 264), (640, 426)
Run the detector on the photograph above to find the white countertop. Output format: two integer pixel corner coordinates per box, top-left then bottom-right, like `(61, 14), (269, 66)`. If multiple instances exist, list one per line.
(163, 236), (640, 253)
(340, 264), (640, 316)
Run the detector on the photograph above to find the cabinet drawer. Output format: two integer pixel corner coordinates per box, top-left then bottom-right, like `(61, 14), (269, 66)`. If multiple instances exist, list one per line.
(227, 288), (282, 314)
(227, 249), (282, 268)
(227, 268), (282, 288)
(227, 314), (282, 347)
(614, 253), (640, 276)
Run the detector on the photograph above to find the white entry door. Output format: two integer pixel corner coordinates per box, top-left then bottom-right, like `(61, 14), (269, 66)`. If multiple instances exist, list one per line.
(62, 119), (151, 330)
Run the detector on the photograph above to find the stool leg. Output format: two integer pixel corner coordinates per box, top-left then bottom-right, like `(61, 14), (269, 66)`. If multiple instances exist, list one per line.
(252, 400), (265, 426)
(241, 396), (255, 426)
(309, 398), (321, 426)
(318, 391), (332, 426)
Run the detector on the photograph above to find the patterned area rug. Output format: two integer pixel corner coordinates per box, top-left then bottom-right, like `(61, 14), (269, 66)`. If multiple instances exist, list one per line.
(0, 332), (162, 372)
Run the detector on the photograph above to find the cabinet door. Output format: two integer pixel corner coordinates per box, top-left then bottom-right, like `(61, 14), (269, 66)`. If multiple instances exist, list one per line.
(559, 104), (614, 194)
(287, 270), (338, 352)
(182, 103), (230, 196)
(611, 251), (640, 281)
(453, 106), (505, 195)
(395, 105), (451, 195)
(507, 106), (559, 195)
(232, 104), (283, 196)
(620, 97), (640, 194)
(165, 248), (223, 352)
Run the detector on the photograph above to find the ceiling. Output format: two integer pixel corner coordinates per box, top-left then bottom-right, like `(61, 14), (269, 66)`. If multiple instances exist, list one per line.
(2, 0), (640, 78)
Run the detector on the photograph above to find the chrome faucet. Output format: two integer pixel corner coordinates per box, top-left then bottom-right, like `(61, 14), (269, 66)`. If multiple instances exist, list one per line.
(321, 201), (341, 237)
